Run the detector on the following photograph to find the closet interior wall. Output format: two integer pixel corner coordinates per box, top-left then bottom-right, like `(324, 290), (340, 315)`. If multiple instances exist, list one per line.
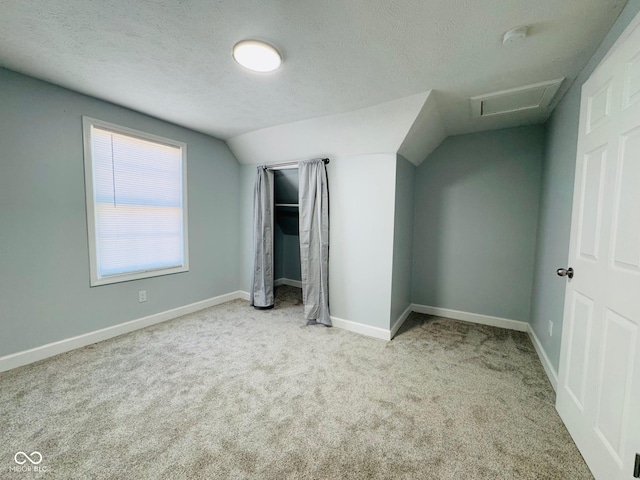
(273, 169), (302, 284)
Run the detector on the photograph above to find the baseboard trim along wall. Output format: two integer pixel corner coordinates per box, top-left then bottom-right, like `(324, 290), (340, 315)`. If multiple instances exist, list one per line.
(0, 290), (247, 373)
(390, 305), (412, 339)
(2, 293), (558, 391)
(330, 316), (390, 341)
(241, 288), (394, 341)
(411, 304), (529, 332)
(274, 278), (303, 288)
(527, 326), (559, 391)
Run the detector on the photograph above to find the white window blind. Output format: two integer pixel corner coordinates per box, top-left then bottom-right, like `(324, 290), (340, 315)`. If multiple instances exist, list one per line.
(83, 117), (188, 286)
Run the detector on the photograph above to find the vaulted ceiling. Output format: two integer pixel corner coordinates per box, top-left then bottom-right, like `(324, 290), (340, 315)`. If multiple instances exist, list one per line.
(0, 0), (627, 163)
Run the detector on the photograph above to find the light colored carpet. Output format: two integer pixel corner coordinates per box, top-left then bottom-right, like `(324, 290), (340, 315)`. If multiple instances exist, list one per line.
(1, 286), (592, 479)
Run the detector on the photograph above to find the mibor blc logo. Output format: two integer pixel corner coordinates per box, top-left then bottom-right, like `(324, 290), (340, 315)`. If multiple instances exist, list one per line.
(10, 451), (48, 473)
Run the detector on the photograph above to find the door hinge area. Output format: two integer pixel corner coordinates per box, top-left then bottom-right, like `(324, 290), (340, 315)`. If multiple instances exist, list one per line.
(634, 453), (640, 478)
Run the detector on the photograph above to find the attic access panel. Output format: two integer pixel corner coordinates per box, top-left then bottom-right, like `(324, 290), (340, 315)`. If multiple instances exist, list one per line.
(471, 78), (564, 118)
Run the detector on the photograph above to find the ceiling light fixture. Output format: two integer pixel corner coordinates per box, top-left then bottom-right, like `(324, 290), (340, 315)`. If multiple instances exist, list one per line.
(232, 40), (282, 73)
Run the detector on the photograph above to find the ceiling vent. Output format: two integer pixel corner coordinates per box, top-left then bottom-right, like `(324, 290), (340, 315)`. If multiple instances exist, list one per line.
(471, 78), (564, 118)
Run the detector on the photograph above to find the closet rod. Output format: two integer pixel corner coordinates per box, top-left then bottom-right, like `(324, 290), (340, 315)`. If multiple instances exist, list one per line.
(266, 158), (330, 171)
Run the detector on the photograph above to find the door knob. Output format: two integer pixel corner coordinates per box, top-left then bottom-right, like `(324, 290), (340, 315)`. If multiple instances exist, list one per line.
(556, 267), (574, 279)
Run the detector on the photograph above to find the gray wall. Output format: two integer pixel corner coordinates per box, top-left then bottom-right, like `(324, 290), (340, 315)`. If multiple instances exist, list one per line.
(274, 223), (285, 280)
(0, 68), (241, 357)
(529, 1), (640, 371)
(326, 154), (397, 329)
(412, 126), (544, 322)
(274, 226), (301, 282)
(390, 155), (416, 326)
(240, 164), (257, 291)
(282, 234), (302, 281)
(274, 169), (299, 205)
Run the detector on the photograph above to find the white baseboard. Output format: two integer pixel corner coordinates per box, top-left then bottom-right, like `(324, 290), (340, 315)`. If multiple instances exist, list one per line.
(274, 278), (303, 288)
(330, 316), (390, 341)
(3, 291), (556, 390)
(527, 326), (558, 392)
(390, 304), (412, 340)
(411, 304), (528, 332)
(0, 290), (247, 373)
(331, 304), (527, 343)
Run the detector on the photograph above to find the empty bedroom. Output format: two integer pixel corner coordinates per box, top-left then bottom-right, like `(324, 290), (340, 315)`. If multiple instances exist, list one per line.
(1, 1), (639, 479)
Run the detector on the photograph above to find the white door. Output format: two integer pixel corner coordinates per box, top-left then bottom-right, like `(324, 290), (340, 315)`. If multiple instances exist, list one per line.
(556, 12), (640, 480)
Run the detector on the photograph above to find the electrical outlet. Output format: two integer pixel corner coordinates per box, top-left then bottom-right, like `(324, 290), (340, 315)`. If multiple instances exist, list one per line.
(548, 321), (553, 337)
(139, 290), (147, 303)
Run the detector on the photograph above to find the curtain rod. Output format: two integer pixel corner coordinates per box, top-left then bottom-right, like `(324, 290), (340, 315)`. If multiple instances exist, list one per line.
(265, 158), (330, 170)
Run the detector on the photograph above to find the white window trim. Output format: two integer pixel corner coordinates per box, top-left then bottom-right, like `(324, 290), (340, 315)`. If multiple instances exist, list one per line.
(82, 116), (189, 286)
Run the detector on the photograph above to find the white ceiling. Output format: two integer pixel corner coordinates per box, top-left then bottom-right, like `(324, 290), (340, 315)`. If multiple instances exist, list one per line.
(0, 0), (627, 157)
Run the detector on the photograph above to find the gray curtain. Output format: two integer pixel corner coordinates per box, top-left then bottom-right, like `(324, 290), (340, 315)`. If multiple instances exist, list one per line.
(298, 159), (330, 326)
(250, 166), (275, 308)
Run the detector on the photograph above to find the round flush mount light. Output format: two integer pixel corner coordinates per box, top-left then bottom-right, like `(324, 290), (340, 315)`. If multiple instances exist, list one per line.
(232, 40), (282, 73)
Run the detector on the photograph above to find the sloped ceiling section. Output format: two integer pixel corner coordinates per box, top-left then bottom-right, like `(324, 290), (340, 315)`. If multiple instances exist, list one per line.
(228, 90), (445, 166)
(398, 92), (446, 166)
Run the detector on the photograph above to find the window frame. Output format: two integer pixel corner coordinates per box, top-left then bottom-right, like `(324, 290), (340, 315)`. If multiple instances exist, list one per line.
(82, 116), (189, 287)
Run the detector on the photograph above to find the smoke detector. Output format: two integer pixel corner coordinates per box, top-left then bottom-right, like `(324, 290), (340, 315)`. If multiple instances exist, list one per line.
(503, 26), (528, 45)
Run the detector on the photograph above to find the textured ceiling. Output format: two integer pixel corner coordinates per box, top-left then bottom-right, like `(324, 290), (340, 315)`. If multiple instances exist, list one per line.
(0, 0), (627, 142)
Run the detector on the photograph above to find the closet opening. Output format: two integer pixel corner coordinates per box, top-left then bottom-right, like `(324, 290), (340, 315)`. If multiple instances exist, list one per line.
(250, 158), (331, 326)
(273, 168), (302, 289)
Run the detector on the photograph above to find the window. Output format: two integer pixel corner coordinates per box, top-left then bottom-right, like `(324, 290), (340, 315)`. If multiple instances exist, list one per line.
(82, 117), (188, 286)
